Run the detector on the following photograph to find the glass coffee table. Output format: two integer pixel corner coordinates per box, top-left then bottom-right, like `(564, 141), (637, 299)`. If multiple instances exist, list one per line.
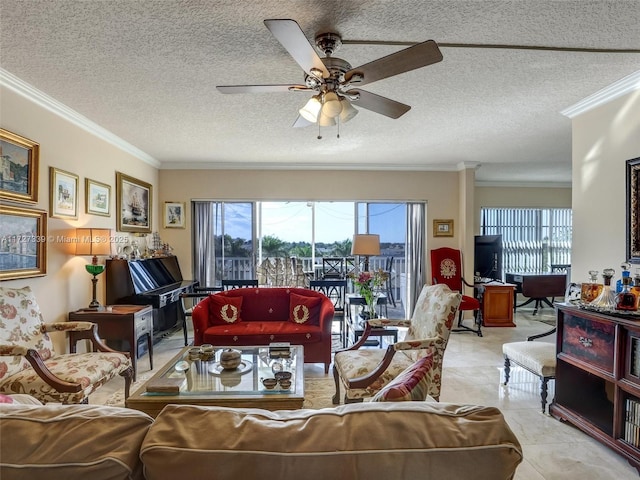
(126, 345), (304, 417)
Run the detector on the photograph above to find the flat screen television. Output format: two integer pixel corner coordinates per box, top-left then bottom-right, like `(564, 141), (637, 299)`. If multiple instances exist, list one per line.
(474, 235), (503, 281)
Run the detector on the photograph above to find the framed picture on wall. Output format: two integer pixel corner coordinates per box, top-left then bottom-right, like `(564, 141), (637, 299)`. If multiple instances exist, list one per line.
(164, 201), (186, 228)
(0, 128), (39, 203)
(0, 204), (47, 281)
(116, 172), (152, 233)
(627, 157), (640, 263)
(433, 219), (454, 237)
(49, 167), (79, 219)
(85, 178), (111, 216)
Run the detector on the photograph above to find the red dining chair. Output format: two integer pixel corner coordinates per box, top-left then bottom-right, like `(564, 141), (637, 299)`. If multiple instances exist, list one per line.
(430, 247), (482, 336)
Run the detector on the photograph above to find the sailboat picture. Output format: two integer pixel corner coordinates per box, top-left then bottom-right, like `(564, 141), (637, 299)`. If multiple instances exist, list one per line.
(116, 172), (152, 233)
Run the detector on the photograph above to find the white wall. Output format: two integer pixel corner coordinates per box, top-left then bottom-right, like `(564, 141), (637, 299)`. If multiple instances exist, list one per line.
(571, 89), (640, 282)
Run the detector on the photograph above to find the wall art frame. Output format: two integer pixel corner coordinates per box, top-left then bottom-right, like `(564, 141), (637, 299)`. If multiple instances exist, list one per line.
(164, 201), (186, 229)
(0, 204), (47, 281)
(433, 219), (454, 237)
(627, 157), (640, 263)
(49, 167), (79, 219)
(116, 172), (152, 233)
(85, 177), (111, 217)
(0, 128), (39, 204)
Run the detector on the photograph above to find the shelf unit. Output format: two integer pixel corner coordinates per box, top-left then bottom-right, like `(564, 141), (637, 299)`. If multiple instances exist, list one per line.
(551, 304), (640, 472)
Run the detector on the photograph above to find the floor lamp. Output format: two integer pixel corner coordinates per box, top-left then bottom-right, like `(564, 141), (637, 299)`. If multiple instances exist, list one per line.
(351, 234), (380, 272)
(75, 228), (112, 309)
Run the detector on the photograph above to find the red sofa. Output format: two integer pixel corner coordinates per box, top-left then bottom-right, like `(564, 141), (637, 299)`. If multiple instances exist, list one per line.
(191, 287), (335, 373)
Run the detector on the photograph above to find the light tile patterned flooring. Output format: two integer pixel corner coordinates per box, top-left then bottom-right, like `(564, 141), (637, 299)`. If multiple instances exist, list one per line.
(91, 305), (639, 479)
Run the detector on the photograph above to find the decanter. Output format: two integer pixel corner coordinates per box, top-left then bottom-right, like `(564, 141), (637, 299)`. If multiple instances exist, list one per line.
(589, 268), (616, 309)
(580, 270), (603, 303)
(616, 269), (638, 311)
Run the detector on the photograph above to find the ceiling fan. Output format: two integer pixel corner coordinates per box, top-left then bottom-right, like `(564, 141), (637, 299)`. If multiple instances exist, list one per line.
(216, 19), (443, 130)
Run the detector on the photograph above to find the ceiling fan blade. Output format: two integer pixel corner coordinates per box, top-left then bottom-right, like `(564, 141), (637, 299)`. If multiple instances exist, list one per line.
(264, 19), (330, 78)
(344, 40), (443, 86)
(217, 85), (308, 94)
(292, 115), (313, 128)
(347, 89), (411, 119)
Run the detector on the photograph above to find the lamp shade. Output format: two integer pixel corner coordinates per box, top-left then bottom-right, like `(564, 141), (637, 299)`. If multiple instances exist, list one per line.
(318, 113), (336, 127)
(299, 95), (322, 122)
(339, 98), (359, 123)
(321, 91), (343, 118)
(75, 228), (112, 258)
(351, 234), (381, 256)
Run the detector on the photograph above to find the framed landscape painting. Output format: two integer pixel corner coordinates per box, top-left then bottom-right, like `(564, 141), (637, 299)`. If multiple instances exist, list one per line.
(49, 167), (79, 219)
(433, 219), (454, 237)
(85, 177), (111, 216)
(116, 172), (152, 233)
(0, 128), (39, 203)
(0, 204), (47, 281)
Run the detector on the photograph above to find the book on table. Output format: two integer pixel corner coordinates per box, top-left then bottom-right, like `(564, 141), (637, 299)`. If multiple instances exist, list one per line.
(146, 376), (187, 393)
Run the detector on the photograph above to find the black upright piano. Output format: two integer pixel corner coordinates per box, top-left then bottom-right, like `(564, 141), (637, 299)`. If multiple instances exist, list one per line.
(105, 256), (196, 335)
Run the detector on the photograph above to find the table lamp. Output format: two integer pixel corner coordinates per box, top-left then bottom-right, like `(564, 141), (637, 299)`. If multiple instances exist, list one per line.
(75, 228), (112, 308)
(351, 234), (380, 271)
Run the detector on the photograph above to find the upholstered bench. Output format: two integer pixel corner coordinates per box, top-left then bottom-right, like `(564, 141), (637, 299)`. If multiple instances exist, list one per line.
(502, 339), (556, 413)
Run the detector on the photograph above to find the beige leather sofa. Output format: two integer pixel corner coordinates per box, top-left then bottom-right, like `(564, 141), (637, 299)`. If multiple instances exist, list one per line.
(0, 401), (523, 480)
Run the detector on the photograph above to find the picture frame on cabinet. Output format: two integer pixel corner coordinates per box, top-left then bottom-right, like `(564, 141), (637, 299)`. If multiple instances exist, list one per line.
(0, 204), (47, 281)
(164, 201), (186, 229)
(116, 172), (152, 233)
(85, 178), (111, 216)
(49, 167), (79, 219)
(0, 128), (39, 204)
(626, 157), (640, 263)
(433, 219), (454, 237)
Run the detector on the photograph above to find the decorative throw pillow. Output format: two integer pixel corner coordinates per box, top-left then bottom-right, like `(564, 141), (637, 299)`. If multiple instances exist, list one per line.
(208, 295), (243, 326)
(370, 353), (435, 402)
(289, 293), (322, 326)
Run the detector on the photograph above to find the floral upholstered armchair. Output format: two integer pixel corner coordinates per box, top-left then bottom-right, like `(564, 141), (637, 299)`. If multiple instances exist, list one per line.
(332, 283), (461, 404)
(0, 286), (133, 404)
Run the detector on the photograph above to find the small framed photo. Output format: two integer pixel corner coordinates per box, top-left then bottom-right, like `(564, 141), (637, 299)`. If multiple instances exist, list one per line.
(164, 201), (186, 228)
(433, 219), (454, 237)
(49, 167), (79, 219)
(0, 128), (39, 204)
(116, 172), (152, 233)
(85, 178), (111, 216)
(0, 204), (47, 281)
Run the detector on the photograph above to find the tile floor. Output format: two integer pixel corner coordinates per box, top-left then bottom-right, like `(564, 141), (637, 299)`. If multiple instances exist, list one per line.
(91, 306), (639, 479)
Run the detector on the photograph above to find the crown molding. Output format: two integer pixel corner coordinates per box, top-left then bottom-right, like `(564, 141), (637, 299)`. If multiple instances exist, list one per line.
(0, 68), (160, 168)
(160, 160), (461, 171)
(561, 70), (640, 118)
(475, 181), (572, 188)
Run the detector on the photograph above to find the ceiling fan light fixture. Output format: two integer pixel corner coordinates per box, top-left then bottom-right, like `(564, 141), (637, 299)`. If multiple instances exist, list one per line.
(318, 113), (336, 127)
(322, 91), (343, 118)
(299, 95), (322, 123)
(339, 98), (358, 123)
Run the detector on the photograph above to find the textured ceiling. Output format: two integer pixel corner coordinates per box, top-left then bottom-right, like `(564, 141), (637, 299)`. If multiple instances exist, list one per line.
(1, 0), (639, 184)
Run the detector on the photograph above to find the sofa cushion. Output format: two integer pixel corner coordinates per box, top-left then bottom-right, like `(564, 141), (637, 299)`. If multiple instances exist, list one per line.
(141, 402), (523, 480)
(289, 292), (322, 326)
(203, 321), (323, 345)
(208, 294), (243, 326)
(0, 404), (153, 480)
(370, 352), (434, 402)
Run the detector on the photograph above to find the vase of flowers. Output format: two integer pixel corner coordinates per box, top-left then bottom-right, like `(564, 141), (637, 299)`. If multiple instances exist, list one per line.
(350, 268), (389, 319)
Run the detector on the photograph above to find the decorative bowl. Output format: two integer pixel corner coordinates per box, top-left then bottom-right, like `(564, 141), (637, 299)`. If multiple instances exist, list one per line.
(262, 377), (277, 389)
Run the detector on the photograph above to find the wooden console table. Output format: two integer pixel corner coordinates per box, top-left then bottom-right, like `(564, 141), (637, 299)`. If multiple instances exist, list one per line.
(505, 272), (566, 315)
(68, 305), (153, 382)
(551, 304), (640, 473)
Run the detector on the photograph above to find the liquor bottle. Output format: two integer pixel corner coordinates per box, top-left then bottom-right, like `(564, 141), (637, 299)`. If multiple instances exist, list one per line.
(616, 270), (638, 311)
(632, 268), (640, 300)
(580, 270), (603, 303)
(617, 263), (631, 293)
(590, 268), (616, 310)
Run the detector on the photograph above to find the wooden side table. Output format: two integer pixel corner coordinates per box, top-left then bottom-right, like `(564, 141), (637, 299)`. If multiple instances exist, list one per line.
(68, 305), (153, 381)
(478, 282), (516, 327)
